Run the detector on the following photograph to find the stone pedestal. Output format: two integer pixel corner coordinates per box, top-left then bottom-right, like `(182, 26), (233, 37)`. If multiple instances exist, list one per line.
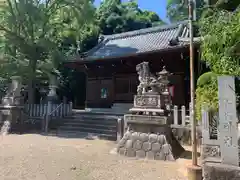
(117, 115), (184, 160)
(116, 62), (184, 161)
(203, 163), (240, 180)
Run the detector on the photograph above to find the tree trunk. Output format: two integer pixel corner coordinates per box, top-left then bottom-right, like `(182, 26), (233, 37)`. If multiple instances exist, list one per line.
(27, 59), (37, 104)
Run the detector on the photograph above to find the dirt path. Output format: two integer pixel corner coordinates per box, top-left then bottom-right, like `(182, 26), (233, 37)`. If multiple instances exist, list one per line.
(0, 134), (191, 180)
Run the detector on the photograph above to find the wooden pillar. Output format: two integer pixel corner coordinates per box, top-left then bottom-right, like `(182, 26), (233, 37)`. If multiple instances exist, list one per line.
(84, 70), (89, 109)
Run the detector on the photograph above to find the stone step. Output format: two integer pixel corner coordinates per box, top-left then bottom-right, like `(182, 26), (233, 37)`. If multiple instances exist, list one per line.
(57, 129), (116, 141)
(73, 110), (125, 116)
(57, 130), (116, 140)
(57, 111), (120, 141)
(112, 103), (133, 107)
(58, 126), (116, 134)
(61, 118), (117, 125)
(69, 114), (121, 120)
(62, 122), (117, 129)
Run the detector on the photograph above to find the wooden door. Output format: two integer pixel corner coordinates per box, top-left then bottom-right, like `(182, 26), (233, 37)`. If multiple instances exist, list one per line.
(99, 78), (113, 106)
(86, 78), (113, 108)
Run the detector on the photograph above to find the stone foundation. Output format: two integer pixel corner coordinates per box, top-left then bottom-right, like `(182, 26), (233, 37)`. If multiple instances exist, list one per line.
(117, 64), (185, 161)
(117, 128), (184, 160)
(203, 162), (240, 180)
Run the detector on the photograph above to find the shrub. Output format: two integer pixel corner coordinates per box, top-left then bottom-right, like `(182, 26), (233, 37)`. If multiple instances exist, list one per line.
(196, 72), (218, 120)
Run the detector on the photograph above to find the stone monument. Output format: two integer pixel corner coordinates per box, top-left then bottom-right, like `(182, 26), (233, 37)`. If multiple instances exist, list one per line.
(202, 76), (240, 180)
(116, 62), (184, 160)
(0, 76), (24, 135)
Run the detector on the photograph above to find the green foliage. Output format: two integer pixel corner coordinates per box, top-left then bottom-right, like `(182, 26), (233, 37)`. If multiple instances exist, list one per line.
(196, 5), (240, 119)
(196, 72), (218, 120)
(199, 9), (240, 76)
(0, 0), (95, 102)
(213, 0), (240, 11)
(197, 71), (217, 87)
(167, 0), (205, 22)
(97, 0), (165, 35)
(166, 0), (239, 23)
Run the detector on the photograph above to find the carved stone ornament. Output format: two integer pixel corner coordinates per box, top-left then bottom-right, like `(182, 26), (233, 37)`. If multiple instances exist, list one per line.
(223, 136), (232, 147)
(134, 95), (160, 108)
(223, 123), (230, 130)
(136, 62), (171, 95)
(202, 145), (221, 159)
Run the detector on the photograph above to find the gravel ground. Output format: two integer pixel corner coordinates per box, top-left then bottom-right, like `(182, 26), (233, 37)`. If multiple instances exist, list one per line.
(0, 134), (193, 180)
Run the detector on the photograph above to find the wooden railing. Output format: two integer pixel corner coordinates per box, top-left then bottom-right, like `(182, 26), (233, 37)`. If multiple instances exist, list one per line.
(43, 103), (69, 133)
(172, 104), (191, 126)
(24, 102), (72, 118)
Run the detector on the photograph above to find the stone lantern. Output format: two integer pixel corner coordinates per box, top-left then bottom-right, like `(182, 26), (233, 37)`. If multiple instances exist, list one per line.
(157, 66), (171, 89)
(2, 76), (23, 106)
(46, 73), (59, 103)
(157, 66), (172, 112)
(0, 76), (24, 135)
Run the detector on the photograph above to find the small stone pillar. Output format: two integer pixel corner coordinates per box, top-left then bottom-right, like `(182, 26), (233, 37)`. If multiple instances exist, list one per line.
(11, 76), (23, 105)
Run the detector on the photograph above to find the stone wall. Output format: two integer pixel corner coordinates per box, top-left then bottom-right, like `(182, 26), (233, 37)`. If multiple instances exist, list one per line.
(203, 162), (240, 180)
(117, 129), (184, 160)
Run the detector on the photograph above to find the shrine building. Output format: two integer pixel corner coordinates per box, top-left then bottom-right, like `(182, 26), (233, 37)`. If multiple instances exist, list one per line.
(65, 21), (202, 109)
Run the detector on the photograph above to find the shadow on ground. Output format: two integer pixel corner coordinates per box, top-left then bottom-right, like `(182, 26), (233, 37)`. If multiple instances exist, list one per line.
(12, 130), (104, 141)
(180, 150), (201, 160)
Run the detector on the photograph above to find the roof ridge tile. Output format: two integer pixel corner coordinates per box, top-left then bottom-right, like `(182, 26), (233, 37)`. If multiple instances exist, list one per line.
(103, 21), (188, 41)
(79, 21), (190, 61)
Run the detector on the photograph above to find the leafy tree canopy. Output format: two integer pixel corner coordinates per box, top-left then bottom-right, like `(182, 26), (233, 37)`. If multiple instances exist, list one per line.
(167, 0), (205, 22)
(97, 0), (165, 35)
(211, 0), (240, 11)
(0, 0), (95, 102)
(196, 5), (240, 119)
(199, 8), (240, 76)
(166, 0), (239, 23)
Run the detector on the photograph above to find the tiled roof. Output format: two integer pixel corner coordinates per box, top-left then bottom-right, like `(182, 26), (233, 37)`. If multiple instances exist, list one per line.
(83, 21), (190, 61)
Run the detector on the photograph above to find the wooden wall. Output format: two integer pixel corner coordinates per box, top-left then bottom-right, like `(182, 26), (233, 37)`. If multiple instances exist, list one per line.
(70, 47), (194, 108)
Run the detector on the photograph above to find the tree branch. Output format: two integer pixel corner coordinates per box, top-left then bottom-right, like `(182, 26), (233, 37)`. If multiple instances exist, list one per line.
(0, 25), (29, 48)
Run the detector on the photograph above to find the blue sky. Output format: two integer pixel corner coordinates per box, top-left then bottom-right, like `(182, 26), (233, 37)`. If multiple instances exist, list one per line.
(94, 0), (168, 21)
